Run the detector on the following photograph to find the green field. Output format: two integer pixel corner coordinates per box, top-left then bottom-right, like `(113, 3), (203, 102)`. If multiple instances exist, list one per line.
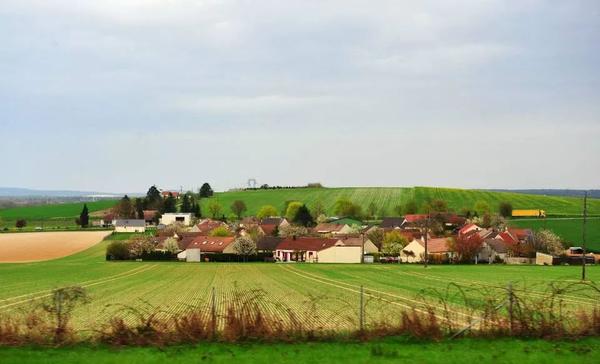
(510, 218), (600, 251)
(0, 200), (117, 229)
(1, 234), (599, 332)
(2, 337), (600, 363)
(202, 187), (599, 217)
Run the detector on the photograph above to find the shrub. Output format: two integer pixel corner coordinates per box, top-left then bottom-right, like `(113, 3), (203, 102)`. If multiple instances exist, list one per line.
(498, 202), (513, 218)
(106, 241), (130, 260)
(381, 231), (407, 256)
(257, 205), (278, 219)
(209, 226), (231, 237)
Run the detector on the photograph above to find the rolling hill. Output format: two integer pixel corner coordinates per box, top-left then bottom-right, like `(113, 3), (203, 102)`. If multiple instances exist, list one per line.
(200, 186), (600, 217)
(0, 200), (118, 229)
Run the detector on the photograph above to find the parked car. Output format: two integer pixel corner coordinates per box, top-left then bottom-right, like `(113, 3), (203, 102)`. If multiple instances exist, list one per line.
(379, 256), (399, 264)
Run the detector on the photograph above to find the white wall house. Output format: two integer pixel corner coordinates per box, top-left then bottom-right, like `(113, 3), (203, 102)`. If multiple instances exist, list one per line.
(160, 213), (193, 226)
(114, 219), (146, 233)
(274, 238), (362, 263)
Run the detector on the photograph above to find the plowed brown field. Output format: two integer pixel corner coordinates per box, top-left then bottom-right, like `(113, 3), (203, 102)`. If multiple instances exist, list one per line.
(0, 231), (110, 263)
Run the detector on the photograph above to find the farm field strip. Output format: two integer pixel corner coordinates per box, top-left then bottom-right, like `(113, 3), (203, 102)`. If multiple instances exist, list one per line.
(0, 264), (151, 304)
(0, 264), (158, 312)
(265, 267), (361, 328)
(367, 265), (600, 308)
(370, 267), (586, 304)
(288, 265), (473, 317)
(279, 265), (470, 326)
(399, 269), (598, 306)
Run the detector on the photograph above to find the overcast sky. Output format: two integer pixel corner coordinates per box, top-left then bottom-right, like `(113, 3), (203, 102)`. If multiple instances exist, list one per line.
(1, 0), (599, 193)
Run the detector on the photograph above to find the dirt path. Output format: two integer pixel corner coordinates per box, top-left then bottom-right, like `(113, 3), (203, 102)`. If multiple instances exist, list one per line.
(0, 231), (111, 263)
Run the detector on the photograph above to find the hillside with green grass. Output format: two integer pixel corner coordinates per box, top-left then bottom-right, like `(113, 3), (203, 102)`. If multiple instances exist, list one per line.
(200, 187), (599, 218)
(510, 218), (600, 249)
(0, 200), (117, 229)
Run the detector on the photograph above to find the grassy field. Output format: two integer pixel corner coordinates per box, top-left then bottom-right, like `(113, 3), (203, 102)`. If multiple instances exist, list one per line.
(201, 187), (599, 218)
(1, 233), (599, 332)
(2, 337), (600, 363)
(510, 218), (600, 251)
(0, 200), (117, 229)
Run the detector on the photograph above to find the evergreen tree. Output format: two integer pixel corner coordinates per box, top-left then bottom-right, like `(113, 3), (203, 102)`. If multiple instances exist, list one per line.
(144, 185), (163, 210)
(79, 204), (89, 228)
(162, 193), (177, 213)
(294, 204), (314, 227)
(192, 202), (202, 218)
(199, 183), (214, 198)
(181, 193), (192, 213)
(135, 198), (144, 219)
(114, 195), (136, 219)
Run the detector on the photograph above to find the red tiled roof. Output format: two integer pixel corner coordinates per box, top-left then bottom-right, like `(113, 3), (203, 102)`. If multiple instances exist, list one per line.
(186, 236), (235, 253)
(260, 224), (277, 236)
(498, 231), (518, 245)
(404, 214), (428, 223)
(338, 237), (367, 247)
(446, 214), (467, 225)
(459, 223), (479, 236)
(196, 219), (228, 233)
(276, 237), (339, 252)
(162, 191), (180, 197)
(416, 238), (452, 254)
(507, 228), (532, 240)
(143, 210), (158, 220)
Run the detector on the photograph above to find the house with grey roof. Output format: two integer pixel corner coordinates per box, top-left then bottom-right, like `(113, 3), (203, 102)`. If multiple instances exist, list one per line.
(114, 219), (146, 233)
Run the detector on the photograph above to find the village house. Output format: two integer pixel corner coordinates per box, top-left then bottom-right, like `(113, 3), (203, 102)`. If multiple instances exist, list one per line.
(257, 236), (283, 253)
(114, 219), (146, 233)
(337, 236), (379, 254)
(161, 191), (180, 199)
(458, 223), (482, 237)
(314, 223), (355, 235)
(159, 213), (193, 226)
(402, 214), (429, 227)
(477, 238), (508, 263)
(100, 213), (115, 228)
(190, 219), (229, 234)
(177, 236), (236, 262)
(261, 217), (289, 227)
(380, 217), (405, 229)
(400, 238), (454, 263)
(143, 210), (158, 226)
(274, 237), (362, 263)
(258, 223), (278, 236)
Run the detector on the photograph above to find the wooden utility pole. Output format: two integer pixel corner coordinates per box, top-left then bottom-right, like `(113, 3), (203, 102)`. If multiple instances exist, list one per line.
(424, 215), (429, 268)
(361, 232), (365, 263)
(582, 191), (588, 281)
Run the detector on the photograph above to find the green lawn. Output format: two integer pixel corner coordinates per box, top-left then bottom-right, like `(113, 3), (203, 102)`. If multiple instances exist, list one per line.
(201, 187), (599, 218)
(510, 218), (600, 251)
(1, 234), (599, 332)
(2, 337), (600, 363)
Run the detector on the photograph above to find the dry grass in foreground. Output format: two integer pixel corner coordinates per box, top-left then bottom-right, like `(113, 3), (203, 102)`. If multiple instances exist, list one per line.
(1, 281), (600, 346)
